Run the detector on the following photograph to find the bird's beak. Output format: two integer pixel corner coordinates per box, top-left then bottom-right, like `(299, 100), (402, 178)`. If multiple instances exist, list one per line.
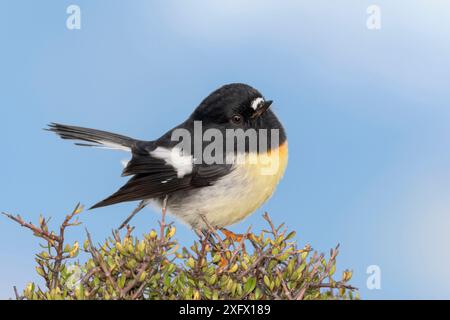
(251, 100), (273, 118)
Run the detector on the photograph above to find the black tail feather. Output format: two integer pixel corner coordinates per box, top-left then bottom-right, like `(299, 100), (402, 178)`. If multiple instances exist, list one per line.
(47, 123), (138, 150)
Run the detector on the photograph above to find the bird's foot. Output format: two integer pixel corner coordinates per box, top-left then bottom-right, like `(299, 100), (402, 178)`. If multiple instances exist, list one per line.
(220, 228), (245, 243)
(217, 228), (248, 268)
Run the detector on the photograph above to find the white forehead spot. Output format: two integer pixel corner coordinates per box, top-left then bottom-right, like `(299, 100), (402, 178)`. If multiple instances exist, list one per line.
(250, 97), (265, 110)
(150, 147), (193, 178)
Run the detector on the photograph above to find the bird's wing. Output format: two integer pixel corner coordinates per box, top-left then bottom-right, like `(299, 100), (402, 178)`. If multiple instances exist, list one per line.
(91, 142), (233, 209)
(190, 163), (233, 188)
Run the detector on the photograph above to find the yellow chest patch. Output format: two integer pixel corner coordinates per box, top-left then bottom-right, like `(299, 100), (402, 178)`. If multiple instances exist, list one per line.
(167, 142), (288, 228)
(201, 142), (289, 227)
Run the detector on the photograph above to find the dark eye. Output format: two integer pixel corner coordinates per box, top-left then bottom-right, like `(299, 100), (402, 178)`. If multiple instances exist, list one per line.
(231, 114), (242, 124)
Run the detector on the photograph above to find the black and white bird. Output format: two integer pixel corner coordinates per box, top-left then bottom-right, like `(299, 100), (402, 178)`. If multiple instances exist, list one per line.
(48, 83), (288, 231)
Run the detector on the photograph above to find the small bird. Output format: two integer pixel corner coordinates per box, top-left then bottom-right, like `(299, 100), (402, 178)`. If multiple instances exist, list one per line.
(48, 83), (288, 232)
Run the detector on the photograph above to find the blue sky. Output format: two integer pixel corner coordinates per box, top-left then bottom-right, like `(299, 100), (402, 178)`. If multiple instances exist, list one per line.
(1, 1), (450, 299)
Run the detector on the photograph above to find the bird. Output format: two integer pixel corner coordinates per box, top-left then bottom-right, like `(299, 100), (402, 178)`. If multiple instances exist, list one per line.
(47, 83), (288, 233)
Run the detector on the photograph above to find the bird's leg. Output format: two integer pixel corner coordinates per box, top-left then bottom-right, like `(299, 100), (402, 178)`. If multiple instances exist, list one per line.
(194, 228), (211, 240)
(118, 200), (147, 230)
(194, 228), (204, 239)
(197, 216), (230, 267)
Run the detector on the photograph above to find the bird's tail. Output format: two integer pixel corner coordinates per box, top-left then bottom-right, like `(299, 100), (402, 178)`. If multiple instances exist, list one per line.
(47, 123), (138, 152)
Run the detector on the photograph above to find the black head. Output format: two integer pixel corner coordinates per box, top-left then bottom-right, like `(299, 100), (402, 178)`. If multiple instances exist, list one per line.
(191, 83), (285, 137)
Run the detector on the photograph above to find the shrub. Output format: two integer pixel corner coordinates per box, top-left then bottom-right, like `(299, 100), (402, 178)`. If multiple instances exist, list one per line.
(2, 204), (357, 300)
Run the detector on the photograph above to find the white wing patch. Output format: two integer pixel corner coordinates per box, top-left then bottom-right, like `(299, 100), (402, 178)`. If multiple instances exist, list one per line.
(150, 147), (193, 178)
(251, 97), (265, 110)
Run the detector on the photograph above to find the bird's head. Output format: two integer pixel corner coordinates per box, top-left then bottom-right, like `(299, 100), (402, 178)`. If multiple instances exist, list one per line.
(191, 83), (278, 132)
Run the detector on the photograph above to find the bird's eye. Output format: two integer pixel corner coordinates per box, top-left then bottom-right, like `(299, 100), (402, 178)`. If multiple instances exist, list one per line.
(231, 114), (242, 124)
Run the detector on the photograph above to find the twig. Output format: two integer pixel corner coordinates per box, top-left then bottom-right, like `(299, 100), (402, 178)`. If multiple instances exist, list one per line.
(311, 283), (358, 291)
(85, 228), (121, 299)
(125, 225), (135, 239)
(51, 203), (83, 289)
(295, 252), (323, 300)
(1, 212), (60, 242)
(276, 269), (293, 300)
(240, 253), (268, 277)
(131, 280), (148, 300)
(228, 225), (252, 266)
(262, 212), (277, 236)
(199, 214), (227, 252)
(13, 286), (22, 300)
(123, 258), (152, 298)
(195, 231), (211, 274)
(118, 200), (147, 230)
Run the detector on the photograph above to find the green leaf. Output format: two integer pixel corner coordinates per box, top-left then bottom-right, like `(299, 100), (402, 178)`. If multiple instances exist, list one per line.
(244, 277), (257, 294)
(118, 274), (126, 289)
(263, 275), (271, 288)
(285, 231), (296, 240)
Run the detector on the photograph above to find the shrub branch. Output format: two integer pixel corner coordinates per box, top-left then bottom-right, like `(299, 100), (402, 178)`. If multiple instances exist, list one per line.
(3, 204), (358, 300)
